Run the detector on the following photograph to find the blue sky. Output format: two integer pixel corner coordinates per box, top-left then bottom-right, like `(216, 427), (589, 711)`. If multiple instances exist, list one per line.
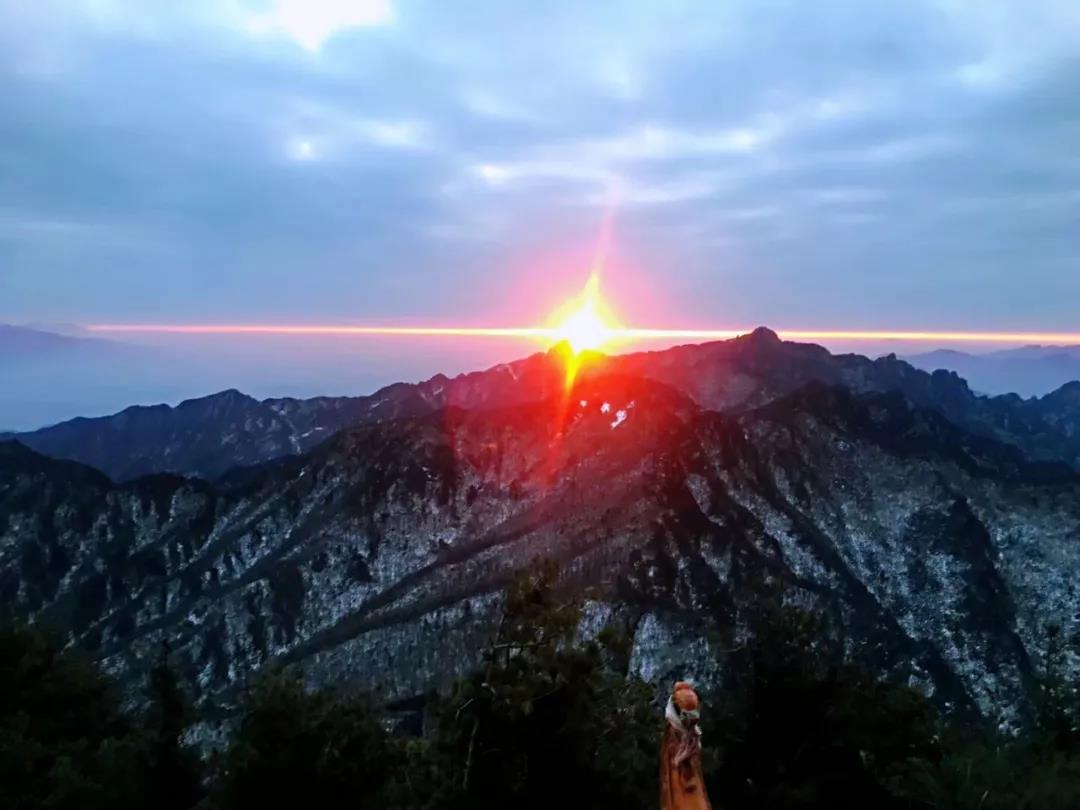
(2, 0), (1079, 335)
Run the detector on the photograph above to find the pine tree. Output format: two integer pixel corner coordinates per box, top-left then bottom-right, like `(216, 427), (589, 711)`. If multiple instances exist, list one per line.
(1035, 623), (1079, 751)
(0, 620), (147, 810)
(432, 559), (658, 810)
(142, 642), (203, 810)
(214, 667), (392, 809)
(711, 602), (940, 809)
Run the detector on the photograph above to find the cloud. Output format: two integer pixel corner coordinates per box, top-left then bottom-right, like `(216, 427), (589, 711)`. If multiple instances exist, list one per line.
(1, 0), (1079, 333)
(459, 89), (541, 123)
(242, 0), (394, 51)
(848, 134), (964, 163)
(578, 123), (777, 161)
(0, 212), (157, 250)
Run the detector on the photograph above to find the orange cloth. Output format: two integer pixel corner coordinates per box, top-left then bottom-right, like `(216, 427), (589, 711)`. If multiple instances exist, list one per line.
(660, 683), (712, 810)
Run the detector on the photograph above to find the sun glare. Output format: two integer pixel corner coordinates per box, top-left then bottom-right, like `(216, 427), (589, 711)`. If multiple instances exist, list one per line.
(546, 274), (619, 354)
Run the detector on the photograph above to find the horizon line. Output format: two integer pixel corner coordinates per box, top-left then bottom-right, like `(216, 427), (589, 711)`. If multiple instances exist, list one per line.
(84, 323), (1080, 345)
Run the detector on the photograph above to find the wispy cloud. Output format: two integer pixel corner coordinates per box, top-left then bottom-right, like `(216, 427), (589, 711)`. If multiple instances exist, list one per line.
(0, 211), (158, 251)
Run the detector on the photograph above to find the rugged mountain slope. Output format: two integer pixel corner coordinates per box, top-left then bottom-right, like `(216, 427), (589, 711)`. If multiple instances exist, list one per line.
(3, 371), (1078, 729)
(8, 389), (368, 481)
(13, 329), (1080, 481)
(6, 352), (568, 481)
(610, 329), (1080, 468)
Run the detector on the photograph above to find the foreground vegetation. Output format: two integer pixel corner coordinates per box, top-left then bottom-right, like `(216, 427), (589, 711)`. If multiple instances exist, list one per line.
(3, 563), (1080, 809)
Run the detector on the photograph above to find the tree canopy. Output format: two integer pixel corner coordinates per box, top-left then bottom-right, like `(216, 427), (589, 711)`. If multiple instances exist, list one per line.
(4, 564), (1080, 809)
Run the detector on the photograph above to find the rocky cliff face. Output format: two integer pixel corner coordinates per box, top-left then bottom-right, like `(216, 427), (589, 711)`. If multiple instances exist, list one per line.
(13, 330), (1080, 481)
(3, 344), (1079, 730)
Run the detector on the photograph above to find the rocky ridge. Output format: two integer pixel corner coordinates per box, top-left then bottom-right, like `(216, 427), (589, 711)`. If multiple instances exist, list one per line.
(12, 329), (1080, 481)
(3, 342), (1079, 730)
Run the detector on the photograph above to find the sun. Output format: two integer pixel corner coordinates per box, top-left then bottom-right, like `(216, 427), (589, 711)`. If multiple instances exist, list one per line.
(546, 274), (619, 354)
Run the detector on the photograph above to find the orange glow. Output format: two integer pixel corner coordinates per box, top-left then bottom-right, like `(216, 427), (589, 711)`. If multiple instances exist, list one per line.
(85, 265), (1080, 351)
(85, 324), (552, 337)
(85, 323), (1080, 345)
(620, 329), (1080, 344)
(539, 275), (619, 389)
(542, 273), (620, 354)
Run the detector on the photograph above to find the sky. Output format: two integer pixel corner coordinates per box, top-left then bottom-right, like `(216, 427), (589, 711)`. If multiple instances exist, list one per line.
(1, 0), (1080, 426)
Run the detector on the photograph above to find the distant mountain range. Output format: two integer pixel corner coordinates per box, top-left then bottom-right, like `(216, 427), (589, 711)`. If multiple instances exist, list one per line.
(3, 328), (1080, 731)
(905, 345), (1080, 397)
(0, 322), (529, 433)
(9, 328), (1080, 480)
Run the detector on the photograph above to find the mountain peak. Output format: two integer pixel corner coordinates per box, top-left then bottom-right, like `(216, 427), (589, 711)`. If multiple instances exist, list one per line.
(177, 389), (257, 409)
(744, 326), (781, 344)
(1044, 380), (1080, 405)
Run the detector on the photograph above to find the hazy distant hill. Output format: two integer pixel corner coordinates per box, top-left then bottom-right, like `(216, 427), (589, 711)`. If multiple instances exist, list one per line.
(0, 323), (125, 357)
(905, 345), (1080, 397)
(0, 324), (167, 431)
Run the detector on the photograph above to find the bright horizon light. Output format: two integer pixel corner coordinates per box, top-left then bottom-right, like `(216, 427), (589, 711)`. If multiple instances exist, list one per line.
(543, 273), (620, 353)
(85, 324), (1080, 346)
(84, 270), (1080, 349)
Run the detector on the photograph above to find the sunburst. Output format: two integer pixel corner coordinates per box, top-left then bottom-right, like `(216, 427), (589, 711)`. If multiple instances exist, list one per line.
(543, 274), (620, 355)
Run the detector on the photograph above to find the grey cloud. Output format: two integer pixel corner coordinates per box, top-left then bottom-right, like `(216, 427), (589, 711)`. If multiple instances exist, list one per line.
(1, 0), (1078, 332)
